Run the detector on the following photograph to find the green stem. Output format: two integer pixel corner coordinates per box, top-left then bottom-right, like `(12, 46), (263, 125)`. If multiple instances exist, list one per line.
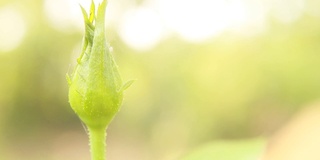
(88, 126), (107, 160)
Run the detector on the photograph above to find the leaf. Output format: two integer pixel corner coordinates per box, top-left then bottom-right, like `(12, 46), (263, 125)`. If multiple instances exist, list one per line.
(89, 0), (95, 23)
(118, 80), (135, 92)
(80, 4), (95, 45)
(80, 5), (89, 23)
(180, 138), (266, 160)
(66, 73), (72, 86)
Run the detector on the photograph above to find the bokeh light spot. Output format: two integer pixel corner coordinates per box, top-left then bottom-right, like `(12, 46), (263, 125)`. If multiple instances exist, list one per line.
(44, 0), (122, 32)
(0, 5), (26, 53)
(272, 0), (305, 24)
(156, 0), (229, 42)
(43, 0), (91, 32)
(154, 0), (251, 42)
(119, 7), (165, 51)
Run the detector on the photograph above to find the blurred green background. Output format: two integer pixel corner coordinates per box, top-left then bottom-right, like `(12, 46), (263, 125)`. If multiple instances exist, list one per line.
(1, 0), (320, 159)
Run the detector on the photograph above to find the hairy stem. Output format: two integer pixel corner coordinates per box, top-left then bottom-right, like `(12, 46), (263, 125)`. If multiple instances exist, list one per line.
(88, 126), (107, 160)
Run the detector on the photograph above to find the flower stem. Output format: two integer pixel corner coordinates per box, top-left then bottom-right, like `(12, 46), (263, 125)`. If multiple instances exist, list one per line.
(88, 126), (107, 160)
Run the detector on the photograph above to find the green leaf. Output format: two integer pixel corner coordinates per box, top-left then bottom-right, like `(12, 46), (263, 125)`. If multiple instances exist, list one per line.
(80, 5), (89, 23)
(180, 138), (266, 160)
(89, 0), (95, 23)
(66, 73), (71, 86)
(118, 80), (135, 92)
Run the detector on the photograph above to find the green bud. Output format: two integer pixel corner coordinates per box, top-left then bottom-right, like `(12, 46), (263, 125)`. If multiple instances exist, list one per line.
(67, 0), (133, 129)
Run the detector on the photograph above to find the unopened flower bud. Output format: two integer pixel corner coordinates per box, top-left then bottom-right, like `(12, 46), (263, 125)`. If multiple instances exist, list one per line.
(67, 0), (133, 128)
